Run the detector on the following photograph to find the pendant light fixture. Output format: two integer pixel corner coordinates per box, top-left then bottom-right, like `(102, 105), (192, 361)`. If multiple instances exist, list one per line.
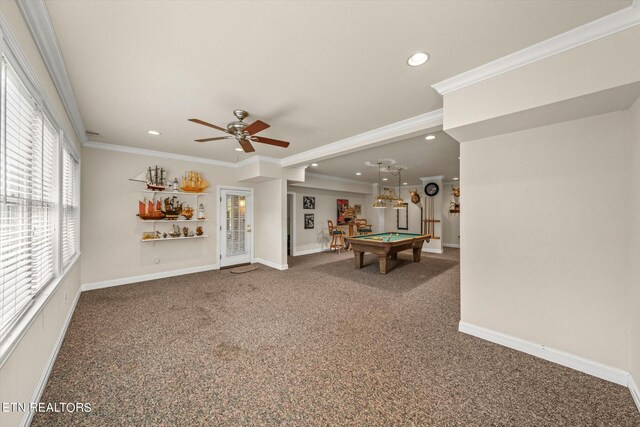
(372, 162), (406, 209)
(393, 166), (406, 209)
(373, 162), (386, 208)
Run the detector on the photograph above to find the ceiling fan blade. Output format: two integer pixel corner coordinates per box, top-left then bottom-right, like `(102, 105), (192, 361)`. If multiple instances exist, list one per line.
(195, 136), (232, 143)
(245, 120), (270, 135)
(252, 136), (290, 148)
(188, 118), (227, 133)
(239, 139), (256, 153)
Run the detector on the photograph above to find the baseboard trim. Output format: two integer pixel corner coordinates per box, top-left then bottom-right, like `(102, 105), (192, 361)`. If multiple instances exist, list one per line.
(458, 321), (630, 386)
(630, 374), (640, 413)
(81, 264), (220, 291)
(20, 287), (81, 427)
(252, 258), (288, 270)
(293, 247), (329, 256)
(443, 243), (460, 248)
(422, 247), (444, 254)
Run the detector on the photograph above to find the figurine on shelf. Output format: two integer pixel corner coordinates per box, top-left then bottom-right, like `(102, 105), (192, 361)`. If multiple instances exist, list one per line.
(182, 227), (189, 237)
(198, 203), (205, 220)
(163, 196), (183, 220)
(181, 171), (209, 193)
(182, 205), (194, 220)
(172, 178), (179, 192)
(137, 197), (165, 220)
(163, 232), (168, 239)
(129, 165), (167, 191)
(170, 224), (181, 238)
(196, 226), (204, 236)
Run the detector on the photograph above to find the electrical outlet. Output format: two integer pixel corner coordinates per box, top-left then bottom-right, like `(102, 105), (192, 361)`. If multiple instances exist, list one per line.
(154, 257), (160, 264)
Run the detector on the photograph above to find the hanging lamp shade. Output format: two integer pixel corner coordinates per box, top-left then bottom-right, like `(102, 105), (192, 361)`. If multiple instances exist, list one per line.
(393, 199), (406, 209)
(373, 200), (386, 208)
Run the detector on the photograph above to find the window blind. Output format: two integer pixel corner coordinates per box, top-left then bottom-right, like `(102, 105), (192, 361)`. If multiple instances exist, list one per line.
(0, 57), (56, 336)
(62, 145), (79, 266)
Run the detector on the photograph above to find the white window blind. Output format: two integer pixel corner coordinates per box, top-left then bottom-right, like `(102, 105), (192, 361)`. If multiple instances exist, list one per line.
(62, 145), (79, 265)
(0, 57), (57, 336)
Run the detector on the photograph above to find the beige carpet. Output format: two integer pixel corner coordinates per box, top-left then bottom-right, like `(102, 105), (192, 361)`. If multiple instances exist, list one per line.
(33, 249), (640, 426)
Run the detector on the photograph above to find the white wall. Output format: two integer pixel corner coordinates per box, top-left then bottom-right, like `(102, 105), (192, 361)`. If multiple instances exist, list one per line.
(460, 111), (631, 370)
(629, 96), (640, 388)
(81, 147), (230, 285)
(254, 178), (287, 268)
(0, 2), (83, 427)
(287, 187), (367, 254)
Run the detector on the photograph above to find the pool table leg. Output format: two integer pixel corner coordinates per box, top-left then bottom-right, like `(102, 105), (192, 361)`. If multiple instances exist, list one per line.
(412, 247), (422, 262)
(378, 256), (390, 274)
(354, 251), (364, 269)
(390, 253), (398, 260)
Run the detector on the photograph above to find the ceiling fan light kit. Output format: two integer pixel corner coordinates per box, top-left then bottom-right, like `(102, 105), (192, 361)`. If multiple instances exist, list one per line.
(189, 109), (291, 153)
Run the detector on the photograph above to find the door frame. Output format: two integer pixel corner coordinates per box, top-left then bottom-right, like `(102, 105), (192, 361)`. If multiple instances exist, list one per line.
(287, 191), (296, 256)
(217, 185), (255, 268)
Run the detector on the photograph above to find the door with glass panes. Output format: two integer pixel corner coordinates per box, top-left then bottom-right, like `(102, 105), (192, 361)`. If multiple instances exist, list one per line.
(220, 189), (252, 267)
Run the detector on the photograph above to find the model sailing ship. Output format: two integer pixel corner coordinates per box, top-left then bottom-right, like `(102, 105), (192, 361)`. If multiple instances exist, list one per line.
(129, 165), (167, 191)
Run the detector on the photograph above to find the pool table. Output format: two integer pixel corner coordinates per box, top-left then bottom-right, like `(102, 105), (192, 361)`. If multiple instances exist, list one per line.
(345, 232), (431, 274)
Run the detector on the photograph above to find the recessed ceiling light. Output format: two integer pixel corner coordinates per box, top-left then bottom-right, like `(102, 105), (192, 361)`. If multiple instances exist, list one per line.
(382, 178), (388, 181)
(355, 172), (362, 176)
(425, 135), (436, 140)
(458, 156), (460, 159)
(453, 177), (459, 181)
(407, 52), (429, 67)
(403, 182), (408, 185)
(235, 148), (243, 152)
(311, 163), (318, 167)
(147, 130), (161, 136)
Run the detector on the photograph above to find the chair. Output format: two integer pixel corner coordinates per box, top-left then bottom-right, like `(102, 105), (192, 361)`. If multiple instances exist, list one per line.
(355, 218), (373, 235)
(327, 220), (345, 253)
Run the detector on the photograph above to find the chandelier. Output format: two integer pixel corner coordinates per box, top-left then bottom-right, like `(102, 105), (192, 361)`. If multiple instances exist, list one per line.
(373, 162), (406, 209)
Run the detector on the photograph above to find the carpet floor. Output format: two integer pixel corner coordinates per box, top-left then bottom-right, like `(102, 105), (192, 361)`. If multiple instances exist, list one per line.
(33, 249), (640, 426)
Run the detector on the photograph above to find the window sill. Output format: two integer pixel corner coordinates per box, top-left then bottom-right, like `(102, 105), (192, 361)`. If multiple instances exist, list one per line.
(0, 252), (81, 368)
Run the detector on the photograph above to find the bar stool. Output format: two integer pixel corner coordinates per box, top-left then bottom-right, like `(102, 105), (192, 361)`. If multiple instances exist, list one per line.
(327, 220), (345, 253)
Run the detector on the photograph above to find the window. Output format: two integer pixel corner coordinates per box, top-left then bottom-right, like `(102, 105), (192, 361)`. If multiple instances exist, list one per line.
(62, 145), (80, 266)
(0, 56), (60, 336)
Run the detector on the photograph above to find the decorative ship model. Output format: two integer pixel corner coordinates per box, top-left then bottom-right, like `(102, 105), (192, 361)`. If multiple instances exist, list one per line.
(138, 198), (165, 220)
(181, 171), (209, 193)
(130, 165), (167, 191)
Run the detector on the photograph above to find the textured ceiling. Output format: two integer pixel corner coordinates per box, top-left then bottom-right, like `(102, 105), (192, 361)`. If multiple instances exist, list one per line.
(45, 0), (629, 162)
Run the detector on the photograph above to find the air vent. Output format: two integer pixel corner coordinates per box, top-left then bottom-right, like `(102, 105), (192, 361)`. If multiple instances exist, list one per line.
(85, 130), (100, 137)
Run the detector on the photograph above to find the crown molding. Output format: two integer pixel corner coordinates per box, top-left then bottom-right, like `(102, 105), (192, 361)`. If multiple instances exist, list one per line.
(16, 0), (88, 145)
(84, 140), (238, 168)
(432, 4), (640, 95)
(281, 109), (443, 168)
(83, 140), (288, 169)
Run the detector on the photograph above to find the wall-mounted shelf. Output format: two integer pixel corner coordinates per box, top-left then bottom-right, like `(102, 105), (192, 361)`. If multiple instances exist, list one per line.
(142, 190), (210, 197)
(138, 189), (210, 242)
(141, 235), (209, 242)
(139, 218), (208, 223)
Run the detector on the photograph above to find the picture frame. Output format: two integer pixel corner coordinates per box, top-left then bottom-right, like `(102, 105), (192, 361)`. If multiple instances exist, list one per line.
(397, 203), (409, 230)
(354, 204), (361, 215)
(302, 196), (315, 210)
(337, 199), (349, 225)
(304, 214), (314, 229)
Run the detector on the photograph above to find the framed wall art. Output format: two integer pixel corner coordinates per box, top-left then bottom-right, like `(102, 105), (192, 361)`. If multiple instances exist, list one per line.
(337, 199), (349, 225)
(303, 196), (315, 209)
(304, 214), (314, 229)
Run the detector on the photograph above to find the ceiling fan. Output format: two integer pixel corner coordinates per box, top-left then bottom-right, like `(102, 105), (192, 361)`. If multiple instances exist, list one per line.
(188, 109), (290, 153)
